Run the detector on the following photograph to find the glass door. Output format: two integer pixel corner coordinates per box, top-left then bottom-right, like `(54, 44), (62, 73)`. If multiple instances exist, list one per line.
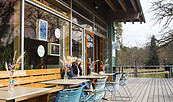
(95, 36), (103, 73)
(102, 38), (112, 73)
(85, 30), (95, 75)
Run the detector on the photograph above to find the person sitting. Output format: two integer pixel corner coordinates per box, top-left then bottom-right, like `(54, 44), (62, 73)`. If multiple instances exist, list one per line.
(72, 58), (89, 90)
(72, 58), (82, 77)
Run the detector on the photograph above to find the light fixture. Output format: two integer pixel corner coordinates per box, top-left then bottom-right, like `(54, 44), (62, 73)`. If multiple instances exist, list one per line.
(94, 3), (98, 9)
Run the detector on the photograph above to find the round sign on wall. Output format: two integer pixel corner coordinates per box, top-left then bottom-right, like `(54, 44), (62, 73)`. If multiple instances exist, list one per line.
(55, 28), (60, 38)
(37, 45), (45, 57)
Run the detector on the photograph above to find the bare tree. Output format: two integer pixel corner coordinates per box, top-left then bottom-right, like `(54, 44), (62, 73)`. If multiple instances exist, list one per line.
(149, 0), (173, 46)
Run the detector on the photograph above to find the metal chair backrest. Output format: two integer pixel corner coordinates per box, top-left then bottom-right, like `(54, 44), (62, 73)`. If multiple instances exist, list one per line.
(55, 85), (85, 102)
(93, 76), (108, 101)
(124, 72), (129, 83)
(114, 73), (122, 89)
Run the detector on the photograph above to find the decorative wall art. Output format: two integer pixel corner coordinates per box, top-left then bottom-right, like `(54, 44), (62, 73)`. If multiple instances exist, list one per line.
(37, 19), (48, 41)
(48, 43), (60, 56)
(37, 45), (45, 57)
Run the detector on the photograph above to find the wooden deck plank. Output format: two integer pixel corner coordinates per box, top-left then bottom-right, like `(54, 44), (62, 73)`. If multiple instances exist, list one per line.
(105, 78), (173, 102)
(165, 79), (173, 101)
(147, 78), (155, 102)
(161, 78), (171, 102)
(141, 78), (153, 102)
(135, 78), (150, 102)
(131, 78), (148, 102)
(158, 78), (164, 102)
(153, 78), (159, 102)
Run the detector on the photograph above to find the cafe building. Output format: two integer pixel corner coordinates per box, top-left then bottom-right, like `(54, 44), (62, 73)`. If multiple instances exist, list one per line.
(0, 0), (145, 75)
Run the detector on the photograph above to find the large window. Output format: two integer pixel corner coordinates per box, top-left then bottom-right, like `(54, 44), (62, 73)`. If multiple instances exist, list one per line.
(72, 24), (83, 58)
(0, 0), (21, 70)
(24, 2), (70, 69)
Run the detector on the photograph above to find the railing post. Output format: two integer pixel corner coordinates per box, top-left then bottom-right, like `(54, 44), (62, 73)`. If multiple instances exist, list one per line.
(170, 66), (171, 78)
(157, 66), (158, 78)
(130, 67), (131, 77)
(143, 67), (145, 78)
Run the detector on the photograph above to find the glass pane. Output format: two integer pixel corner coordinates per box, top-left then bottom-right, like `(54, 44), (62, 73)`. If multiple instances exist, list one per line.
(0, 0), (21, 70)
(72, 24), (83, 58)
(104, 40), (111, 73)
(72, 13), (93, 31)
(39, 0), (68, 16)
(87, 34), (93, 74)
(24, 2), (70, 70)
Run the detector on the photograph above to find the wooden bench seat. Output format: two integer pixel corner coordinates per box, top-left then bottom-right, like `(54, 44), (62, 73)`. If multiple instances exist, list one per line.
(0, 68), (61, 88)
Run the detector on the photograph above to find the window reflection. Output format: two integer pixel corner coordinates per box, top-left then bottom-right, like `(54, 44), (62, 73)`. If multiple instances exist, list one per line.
(87, 34), (93, 74)
(39, 0), (68, 16)
(0, 0), (21, 70)
(72, 24), (83, 58)
(72, 13), (93, 31)
(104, 40), (111, 72)
(24, 2), (69, 70)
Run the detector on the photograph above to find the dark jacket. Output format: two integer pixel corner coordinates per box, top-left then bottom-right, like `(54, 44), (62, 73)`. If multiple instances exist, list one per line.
(67, 66), (77, 79)
(72, 62), (82, 76)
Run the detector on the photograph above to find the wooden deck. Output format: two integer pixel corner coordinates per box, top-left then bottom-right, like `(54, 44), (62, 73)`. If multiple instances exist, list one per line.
(105, 78), (173, 102)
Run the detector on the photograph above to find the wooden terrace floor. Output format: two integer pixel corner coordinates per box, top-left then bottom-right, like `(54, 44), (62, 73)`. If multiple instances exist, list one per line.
(104, 78), (173, 102)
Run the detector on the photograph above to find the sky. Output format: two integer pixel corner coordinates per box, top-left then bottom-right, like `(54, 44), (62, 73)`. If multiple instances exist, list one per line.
(122, 0), (162, 48)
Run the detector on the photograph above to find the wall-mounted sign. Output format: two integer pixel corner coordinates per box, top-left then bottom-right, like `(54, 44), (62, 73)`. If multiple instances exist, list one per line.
(37, 45), (45, 57)
(112, 41), (120, 50)
(55, 28), (60, 38)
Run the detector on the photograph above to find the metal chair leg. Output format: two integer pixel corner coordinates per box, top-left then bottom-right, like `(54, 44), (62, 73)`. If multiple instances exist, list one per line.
(125, 84), (132, 97)
(122, 86), (130, 98)
(117, 90), (125, 102)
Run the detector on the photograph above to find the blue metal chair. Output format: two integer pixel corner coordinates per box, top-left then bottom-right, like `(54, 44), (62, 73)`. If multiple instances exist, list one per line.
(81, 76), (108, 102)
(55, 85), (85, 102)
(104, 73), (124, 101)
(119, 72), (132, 98)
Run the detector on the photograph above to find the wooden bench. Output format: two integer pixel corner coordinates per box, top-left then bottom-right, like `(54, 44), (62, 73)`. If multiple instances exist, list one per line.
(0, 68), (62, 88)
(0, 68), (63, 102)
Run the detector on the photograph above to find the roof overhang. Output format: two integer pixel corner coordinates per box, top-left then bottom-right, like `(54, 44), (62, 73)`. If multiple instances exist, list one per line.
(75, 0), (145, 24)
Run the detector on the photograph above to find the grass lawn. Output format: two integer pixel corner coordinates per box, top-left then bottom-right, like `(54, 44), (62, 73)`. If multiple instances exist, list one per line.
(129, 73), (166, 78)
(122, 68), (165, 73)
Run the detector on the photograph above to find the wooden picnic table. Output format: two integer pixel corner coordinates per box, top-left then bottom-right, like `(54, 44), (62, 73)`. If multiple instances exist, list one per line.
(0, 87), (51, 102)
(40, 79), (89, 89)
(73, 75), (106, 92)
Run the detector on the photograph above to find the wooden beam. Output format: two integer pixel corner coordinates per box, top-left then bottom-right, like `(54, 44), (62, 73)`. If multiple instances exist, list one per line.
(123, 20), (126, 24)
(130, 0), (138, 12)
(108, 10), (139, 22)
(131, 19), (134, 24)
(105, 0), (117, 13)
(137, 12), (142, 24)
(118, 0), (127, 12)
(139, 18), (142, 24)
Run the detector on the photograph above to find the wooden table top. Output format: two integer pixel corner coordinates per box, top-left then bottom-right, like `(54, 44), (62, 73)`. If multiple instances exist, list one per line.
(92, 73), (115, 76)
(40, 79), (89, 85)
(73, 75), (106, 79)
(0, 87), (51, 101)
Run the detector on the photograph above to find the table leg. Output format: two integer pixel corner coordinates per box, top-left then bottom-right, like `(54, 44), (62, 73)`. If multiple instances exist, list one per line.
(64, 85), (69, 89)
(89, 80), (93, 94)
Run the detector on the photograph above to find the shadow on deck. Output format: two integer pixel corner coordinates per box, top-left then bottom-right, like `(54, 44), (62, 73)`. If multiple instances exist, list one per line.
(104, 78), (173, 102)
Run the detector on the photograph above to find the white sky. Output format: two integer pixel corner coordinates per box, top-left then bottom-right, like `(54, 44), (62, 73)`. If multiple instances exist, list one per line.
(122, 0), (162, 48)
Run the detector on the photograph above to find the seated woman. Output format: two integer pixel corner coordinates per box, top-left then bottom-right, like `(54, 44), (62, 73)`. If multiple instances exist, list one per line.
(72, 58), (89, 89)
(63, 56), (77, 79)
(72, 58), (82, 77)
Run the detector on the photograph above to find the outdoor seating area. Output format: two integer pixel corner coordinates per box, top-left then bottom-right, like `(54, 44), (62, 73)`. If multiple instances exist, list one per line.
(0, 68), (115, 102)
(1, 70), (173, 102)
(1, 0), (172, 102)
